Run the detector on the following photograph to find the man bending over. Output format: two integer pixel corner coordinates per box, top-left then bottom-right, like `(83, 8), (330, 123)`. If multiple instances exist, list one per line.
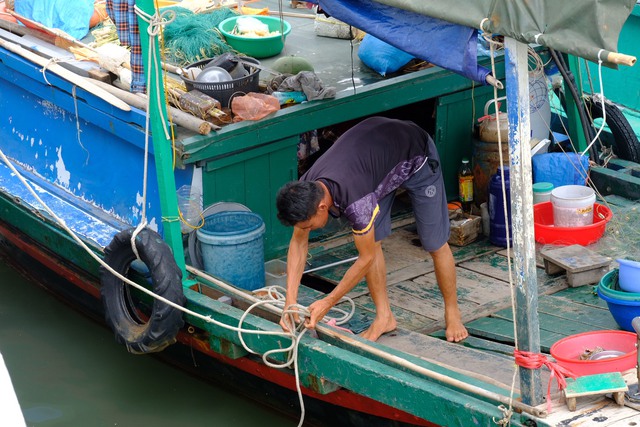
(275, 116), (468, 342)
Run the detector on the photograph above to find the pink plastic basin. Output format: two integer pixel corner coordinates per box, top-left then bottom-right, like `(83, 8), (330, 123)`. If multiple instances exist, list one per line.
(550, 330), (637, 377)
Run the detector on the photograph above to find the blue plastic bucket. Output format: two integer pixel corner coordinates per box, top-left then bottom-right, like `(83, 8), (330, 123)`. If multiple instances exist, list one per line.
(196, 211), (266, 291)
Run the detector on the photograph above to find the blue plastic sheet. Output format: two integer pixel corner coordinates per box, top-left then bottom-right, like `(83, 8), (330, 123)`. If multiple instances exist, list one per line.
(15, 0), (94, 40)
(532, 153), (590, 188)
(319, 0), (491, 83)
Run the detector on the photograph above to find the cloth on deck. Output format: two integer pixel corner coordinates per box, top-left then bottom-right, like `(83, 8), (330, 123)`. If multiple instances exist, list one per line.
(276, 71), (336, 101)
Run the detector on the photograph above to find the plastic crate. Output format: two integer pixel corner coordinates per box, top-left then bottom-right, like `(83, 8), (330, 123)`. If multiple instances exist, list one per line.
(181, 57), (261, 108)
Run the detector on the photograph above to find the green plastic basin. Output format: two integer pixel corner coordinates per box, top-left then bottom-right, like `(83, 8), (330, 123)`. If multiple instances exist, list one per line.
(218, 16), (291, 59)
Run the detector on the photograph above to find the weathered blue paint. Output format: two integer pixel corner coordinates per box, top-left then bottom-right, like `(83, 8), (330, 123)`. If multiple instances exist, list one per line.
(504, 38), (542, 406)
(0, 48), (193, 236)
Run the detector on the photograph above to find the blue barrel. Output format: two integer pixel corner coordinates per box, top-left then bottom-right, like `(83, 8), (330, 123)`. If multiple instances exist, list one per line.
(196, 211), (266, 291)
(488, 167), (512, 247)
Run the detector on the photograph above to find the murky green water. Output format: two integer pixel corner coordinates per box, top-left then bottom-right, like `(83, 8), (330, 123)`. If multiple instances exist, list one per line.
(0, 261), (295, 427)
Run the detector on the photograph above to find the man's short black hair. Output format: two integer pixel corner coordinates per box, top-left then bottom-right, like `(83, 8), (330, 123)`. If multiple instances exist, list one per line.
(276, 181), (324, 226)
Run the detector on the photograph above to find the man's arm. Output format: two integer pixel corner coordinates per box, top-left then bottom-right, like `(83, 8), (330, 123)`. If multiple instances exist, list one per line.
(305, 228), (377, 329)
(280, 225), (310, 332)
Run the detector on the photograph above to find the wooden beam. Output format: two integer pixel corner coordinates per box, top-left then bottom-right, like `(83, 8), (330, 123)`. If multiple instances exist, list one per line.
(504, 37), (543, 406)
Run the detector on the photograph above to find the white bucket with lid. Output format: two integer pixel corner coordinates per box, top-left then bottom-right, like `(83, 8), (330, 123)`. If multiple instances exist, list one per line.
(551, 185), (596, 227)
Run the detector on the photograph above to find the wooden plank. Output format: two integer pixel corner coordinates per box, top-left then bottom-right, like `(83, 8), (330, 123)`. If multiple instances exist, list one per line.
(491, 307), (610, 339)
(536, 295), (619, 330)
(386, 262), (434, 286)
(465, 316), (564, 352)
(552, 286), (609, 309)
(377, 328), (523, 393)
(564, 373), (627, 398)
(540, 244), (611, 278)
(497, 247), (546, 268)
(459, 252), (570, 294)
(412, 267), (510, 306)
(450, 237), (501, 263)
(428, 330), (516, 358)
(352, 293), (439, 331)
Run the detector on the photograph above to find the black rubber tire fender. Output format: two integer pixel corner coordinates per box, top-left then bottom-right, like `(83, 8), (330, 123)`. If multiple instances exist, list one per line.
(586, 95), (640, 163)
(100, 228), (185, 354)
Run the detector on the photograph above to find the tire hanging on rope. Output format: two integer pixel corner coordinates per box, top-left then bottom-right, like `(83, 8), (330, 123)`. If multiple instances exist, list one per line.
(100, 228), (185, 354)
(585, 95), (640, 163)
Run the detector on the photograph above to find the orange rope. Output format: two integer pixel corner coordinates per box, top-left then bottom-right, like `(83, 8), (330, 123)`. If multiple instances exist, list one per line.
(514, 350), (578, 413)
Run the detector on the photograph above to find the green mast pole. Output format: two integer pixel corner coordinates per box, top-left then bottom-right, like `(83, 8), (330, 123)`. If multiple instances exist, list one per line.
(135, 0), (186, 277)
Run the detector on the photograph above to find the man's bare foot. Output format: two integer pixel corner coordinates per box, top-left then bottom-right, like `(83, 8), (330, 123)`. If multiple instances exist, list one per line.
(445, 309), (468, 342)
(360, 314), (397, 342)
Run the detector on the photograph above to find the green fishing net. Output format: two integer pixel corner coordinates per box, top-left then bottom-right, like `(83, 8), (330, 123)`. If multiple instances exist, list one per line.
(162, 7), (238, 66)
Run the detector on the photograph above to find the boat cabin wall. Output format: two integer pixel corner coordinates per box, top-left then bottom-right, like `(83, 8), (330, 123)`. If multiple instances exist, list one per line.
(0, 49), (193, 235)
(196, 84), (502, 259)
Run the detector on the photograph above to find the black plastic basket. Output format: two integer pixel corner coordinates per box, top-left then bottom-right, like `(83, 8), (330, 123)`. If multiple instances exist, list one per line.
(181, 56), (261, 108)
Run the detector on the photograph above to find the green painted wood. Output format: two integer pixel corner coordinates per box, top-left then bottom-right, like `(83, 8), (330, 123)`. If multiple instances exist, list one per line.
(552, 286), (608, 309)
(352, 293), (439, 331)
(182, 288), (528, 425)
(459, 252), (570, 295)
(429, 330), (516, 359)
(299, 337), (527, 426)
(435, 84), (504, 197)
(537, 296), (619, 330)
(0, 192), (103, 278)
(450, 237), (501, 262)
(201, 136), (298, 258)
(320, 329), (522, 402)
(578, 7), (640, 111)
(603, 194), (638, 207)
(465, 316), (563, 352)
(136, 0), (185, 275)
(183, 56), (507, 164)
(208, 336), (248, 359)
(565, 53), (588, 153)
(492, 306), (609, 338)
(564, 372), (627, 397)
(590, 164), (640, 200)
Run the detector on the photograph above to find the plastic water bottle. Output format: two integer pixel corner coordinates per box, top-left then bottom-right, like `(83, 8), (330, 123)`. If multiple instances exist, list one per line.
(488, 166), (512, 247)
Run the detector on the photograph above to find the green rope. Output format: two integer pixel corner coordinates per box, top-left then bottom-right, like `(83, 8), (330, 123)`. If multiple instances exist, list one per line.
(162, 7), (238, 66)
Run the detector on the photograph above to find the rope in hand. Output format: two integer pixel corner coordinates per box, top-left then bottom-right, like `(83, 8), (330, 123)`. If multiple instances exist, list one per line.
(514, 350), (578, 414)
(237, 285), (355, 427)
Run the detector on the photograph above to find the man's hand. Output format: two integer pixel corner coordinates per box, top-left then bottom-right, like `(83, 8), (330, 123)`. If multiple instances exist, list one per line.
(304, 297), (333, 330)
(280, 303), (300, 333)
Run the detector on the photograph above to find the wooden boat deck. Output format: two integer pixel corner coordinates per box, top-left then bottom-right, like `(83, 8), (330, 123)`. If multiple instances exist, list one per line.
(289, 192), (640, 423)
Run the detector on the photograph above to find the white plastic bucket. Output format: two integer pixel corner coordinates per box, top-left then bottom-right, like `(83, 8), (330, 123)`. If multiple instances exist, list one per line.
(551, 185), (596, 227)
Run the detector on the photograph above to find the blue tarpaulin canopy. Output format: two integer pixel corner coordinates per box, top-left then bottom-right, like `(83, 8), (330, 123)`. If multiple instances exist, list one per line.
(319, 0), (491, 83)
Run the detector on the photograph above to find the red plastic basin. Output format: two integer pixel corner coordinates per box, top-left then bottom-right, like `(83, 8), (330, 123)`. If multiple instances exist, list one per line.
(550, 330), (637, 377)
(534, 202), (612, 245)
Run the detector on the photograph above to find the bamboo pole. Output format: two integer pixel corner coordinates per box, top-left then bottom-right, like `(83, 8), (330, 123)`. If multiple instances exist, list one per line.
(0, 38), (130, 111)
(5, 9), (181, 74)
(89, 79), (218, 134)
(186, 265), (548, 419)
(605, 51), (636, 67)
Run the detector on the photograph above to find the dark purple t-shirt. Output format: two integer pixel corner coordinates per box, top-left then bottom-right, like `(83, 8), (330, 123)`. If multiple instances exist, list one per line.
(300, 117), (429, 234)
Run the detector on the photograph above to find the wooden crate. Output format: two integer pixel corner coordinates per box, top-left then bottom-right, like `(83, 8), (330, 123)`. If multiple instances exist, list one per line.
(448, 213), (482, 246)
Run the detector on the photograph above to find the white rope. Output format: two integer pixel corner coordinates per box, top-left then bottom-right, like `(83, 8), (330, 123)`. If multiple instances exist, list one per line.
(479, 18), (490, 32)
(40, 56), (68, 86)
(581, 49), (607, 156)
(0, 135), (356, 426)
(488, 33), (516, 427)
(70, 85), (90, 165)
